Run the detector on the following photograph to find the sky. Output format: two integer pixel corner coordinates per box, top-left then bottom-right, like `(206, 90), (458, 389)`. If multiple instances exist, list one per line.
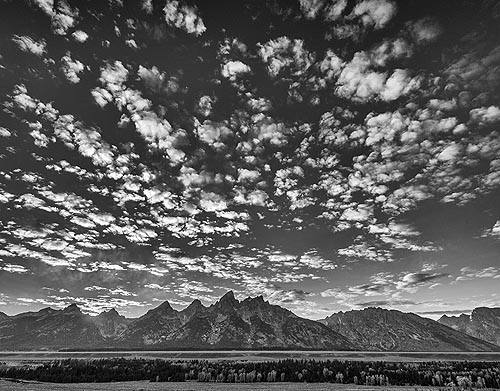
(0, 0), (500, 321)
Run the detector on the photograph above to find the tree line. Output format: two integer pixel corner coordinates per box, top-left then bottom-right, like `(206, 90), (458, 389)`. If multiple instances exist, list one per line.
(1, 358), (499, 388)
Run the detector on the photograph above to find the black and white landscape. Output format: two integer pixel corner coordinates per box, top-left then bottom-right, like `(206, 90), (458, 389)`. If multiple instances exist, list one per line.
(1, 0), (500, 365)
(0, 292), (499, 351)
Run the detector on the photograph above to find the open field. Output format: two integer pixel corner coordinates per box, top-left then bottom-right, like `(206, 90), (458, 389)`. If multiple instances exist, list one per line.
(1, 381), (494, 391)
(1, 351), (500, 367)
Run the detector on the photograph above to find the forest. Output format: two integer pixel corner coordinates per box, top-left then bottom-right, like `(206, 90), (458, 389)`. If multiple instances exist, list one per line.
(1, 358), (500, 388)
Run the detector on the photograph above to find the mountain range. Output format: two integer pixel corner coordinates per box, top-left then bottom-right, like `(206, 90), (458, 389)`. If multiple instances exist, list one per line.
(319, 307), (497, 351)
(0, 292), (498, 351)
(438, 307), (500, 347)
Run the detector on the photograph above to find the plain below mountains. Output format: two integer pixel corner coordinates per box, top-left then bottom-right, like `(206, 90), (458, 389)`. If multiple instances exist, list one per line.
(0, 293), (498, 352)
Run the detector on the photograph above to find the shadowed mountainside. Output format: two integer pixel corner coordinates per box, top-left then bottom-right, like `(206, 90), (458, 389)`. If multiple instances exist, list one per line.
(319, 307), (499, 351)
(0, 292), (353, 350)
(1, 295), (499, 351)
(439, 307), (500, 346)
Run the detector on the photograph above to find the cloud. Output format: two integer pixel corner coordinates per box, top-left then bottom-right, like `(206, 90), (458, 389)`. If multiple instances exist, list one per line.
(457, 266), (500, 281)
(0, 264), (30, 274)
(396, 272), (449, 290)
(356, 299), (417, 307)
(163, 0), (206, 36)
(352, 0), (397, 29)
(12, 35), (46, 56)
(50, 0), (78, 35)
(2, 0), (500, 320)
(408, 17), (442, 44)
(258, 37), (315, 78)
(221, 61), (251, 81)
(481, 221), (500, 238)
(336, 53), (419, 102)
(61, 54), (85, 83)
(417, 309), (471, 316)
(72, 30), (88, 42)
(323, 0), (348, 21)
(31, 0), (54, 15)
(299, 0), (326, 19)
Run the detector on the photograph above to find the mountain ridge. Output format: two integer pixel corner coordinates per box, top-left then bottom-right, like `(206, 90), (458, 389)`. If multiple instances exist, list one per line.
(1, 296), (499, 351)
(438, 307), (500, 347)
(0, 292), (353, 351)
(319, 306), (499, 351)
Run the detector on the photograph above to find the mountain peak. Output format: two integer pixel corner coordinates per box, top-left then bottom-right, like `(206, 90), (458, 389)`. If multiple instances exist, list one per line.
(63, 303), (81, 313)
(438, 306), (500, 347)
(221, 290), (236, 300)
(253, 295), (265, 302)
(186, 298), (203, 310)
(144, 300), (178, 316)
(322, 307), (498, 352)
(216, 291), (239, 308)
(98, 308), (122, 318)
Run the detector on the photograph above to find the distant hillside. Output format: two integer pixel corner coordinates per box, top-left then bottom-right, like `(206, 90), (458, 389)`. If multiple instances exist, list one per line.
(319, 307), (499, 351)
(0, 304), (104, 349)
(439, 307), (500, 346)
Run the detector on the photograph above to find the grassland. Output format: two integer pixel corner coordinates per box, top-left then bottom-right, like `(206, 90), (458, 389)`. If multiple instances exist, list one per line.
(0, 380), (489, 391)
(2, 350), (500, 367)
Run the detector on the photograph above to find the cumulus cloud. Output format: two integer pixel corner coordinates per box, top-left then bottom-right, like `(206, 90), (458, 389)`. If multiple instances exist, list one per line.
(61, 54), (85, 83)
(258, 37), (315, 78)
(221, 61), (251, 81)
(299, 0), (326, 19)
(2, 0), (500, 319)
(51, 0), (78, 35)
(408, 17), (442, 44)
(163, 0), (206, 36)
(12, 35), (46, 56)
(352, 0), (397, 29)
(336, 53), (419, 101)
(72, 30), (88, 42)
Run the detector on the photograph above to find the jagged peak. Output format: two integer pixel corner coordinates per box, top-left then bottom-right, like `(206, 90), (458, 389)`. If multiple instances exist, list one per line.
(157, 300), (175, 310)
(213, 291), (239, 309)
(242, 295), (266, 304)
(186, 298), (204, 309)
(220, 290), (237, 302)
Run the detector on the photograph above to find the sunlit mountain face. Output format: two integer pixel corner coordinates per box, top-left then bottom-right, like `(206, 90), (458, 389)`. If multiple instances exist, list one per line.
(0, 0), (499, 320)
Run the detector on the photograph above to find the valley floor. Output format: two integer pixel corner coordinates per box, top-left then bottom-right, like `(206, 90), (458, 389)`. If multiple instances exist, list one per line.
(0, 381), (495, 391)
(2, 350), (500, 366)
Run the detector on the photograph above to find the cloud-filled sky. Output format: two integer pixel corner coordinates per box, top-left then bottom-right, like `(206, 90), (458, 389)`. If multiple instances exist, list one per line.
(1, 0), (500, 320)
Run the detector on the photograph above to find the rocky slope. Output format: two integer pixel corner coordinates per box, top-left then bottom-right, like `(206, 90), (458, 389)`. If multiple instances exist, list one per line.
(320, 307), (499, 351)
(93, 308), (132, 339)
(439, 307), (500, 346)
